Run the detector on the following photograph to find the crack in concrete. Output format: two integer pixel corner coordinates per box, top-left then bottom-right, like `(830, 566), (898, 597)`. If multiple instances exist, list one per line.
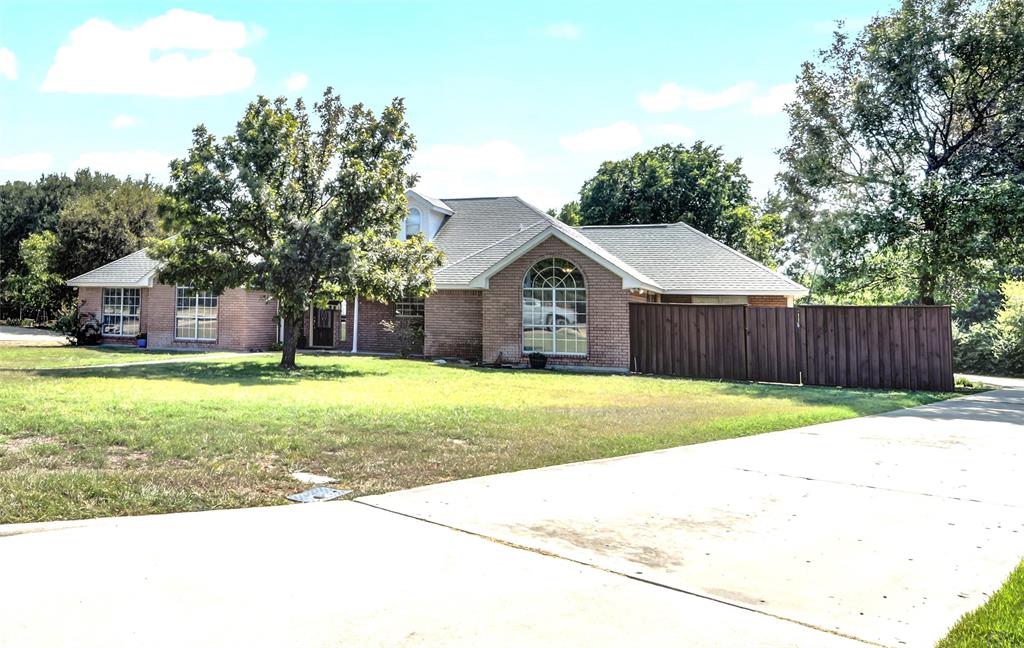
(355, 499), (885, 648)
(730, 467), (1021, 509)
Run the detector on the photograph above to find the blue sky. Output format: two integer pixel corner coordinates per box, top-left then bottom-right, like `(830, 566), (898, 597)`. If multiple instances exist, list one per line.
(0, 0), (895, 210)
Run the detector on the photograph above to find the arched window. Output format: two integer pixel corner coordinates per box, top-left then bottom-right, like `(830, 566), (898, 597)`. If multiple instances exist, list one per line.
(523, 258), (587, 356)
(405, 207), (422, 238)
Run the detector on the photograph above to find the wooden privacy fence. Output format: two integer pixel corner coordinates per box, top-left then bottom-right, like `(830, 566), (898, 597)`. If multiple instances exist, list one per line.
(629, 303), (954, 391)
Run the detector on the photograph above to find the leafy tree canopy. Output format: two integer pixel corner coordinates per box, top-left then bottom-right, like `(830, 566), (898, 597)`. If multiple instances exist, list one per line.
(151, 89), (444, 369)
(53, 179), (164, 281)
(546, 201), (581, 226)
(0, 170), (121, 280)
(781, 0), (1024, 305)
(564, 142), (783, 265)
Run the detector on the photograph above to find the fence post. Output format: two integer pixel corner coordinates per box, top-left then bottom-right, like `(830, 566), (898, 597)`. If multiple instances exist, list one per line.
(743, 305), (751, 382)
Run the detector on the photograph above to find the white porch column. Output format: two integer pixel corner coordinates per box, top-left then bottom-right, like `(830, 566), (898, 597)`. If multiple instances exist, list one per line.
(351, 294), (359, 354)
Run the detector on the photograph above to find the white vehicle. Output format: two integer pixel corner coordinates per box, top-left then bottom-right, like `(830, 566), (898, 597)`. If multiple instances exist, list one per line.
(523, 297), (579, 326)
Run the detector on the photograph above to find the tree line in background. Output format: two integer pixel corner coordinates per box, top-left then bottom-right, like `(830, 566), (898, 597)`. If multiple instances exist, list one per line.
(0, 171), (164, 323)
(1, 0), (1021, 375)
(545, 0), (1024, 377)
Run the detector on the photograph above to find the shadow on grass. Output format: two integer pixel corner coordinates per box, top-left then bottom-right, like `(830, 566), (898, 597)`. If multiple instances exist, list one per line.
(23, 359), (382, 386)
(432, 361), (952, 416)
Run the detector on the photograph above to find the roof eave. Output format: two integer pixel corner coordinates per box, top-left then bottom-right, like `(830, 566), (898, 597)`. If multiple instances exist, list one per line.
(68, 267), (159, 289)
(67, 278), (155, 288)
(662, 288), (810, 297)
(466, 227), (661, 292)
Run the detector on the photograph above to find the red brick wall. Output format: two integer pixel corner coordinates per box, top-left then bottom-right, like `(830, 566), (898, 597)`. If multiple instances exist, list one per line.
(77, 283), (278, 351)
(748, 295), (791, 308)
(481, 237), (631, 370)
(423, 290), (483, 360)
(355, 298), (422, 355)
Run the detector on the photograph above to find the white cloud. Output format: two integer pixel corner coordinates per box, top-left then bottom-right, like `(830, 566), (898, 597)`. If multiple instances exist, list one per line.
(110, 114), (139, 129)
(639, 81), (757, 113)
(70, 150), (173, 181)
(286, 73), (309, 91)
(560, 121), (644, 154)
(417, 140), (528, 178)
(544, 23), (582, 40)
(412, 140), (542, 200)
(645, 123), (694, 141)
(41, 9), (258, 96)
(0, 152), (53, 172)
(0, 47), (16, 80)
(750, 83), (797, 114)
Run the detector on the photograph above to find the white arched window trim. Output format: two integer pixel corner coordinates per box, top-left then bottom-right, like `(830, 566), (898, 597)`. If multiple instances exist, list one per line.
(522, 258), (588, 356)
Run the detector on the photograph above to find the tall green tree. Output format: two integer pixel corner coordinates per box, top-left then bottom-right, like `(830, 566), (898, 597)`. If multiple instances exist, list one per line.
(2, 231), (64, 319)
(545, 201), (581, 226)
(52, 179), (163, 282)
(572, 142), (783, 264)
(0, 170), (121, 281)
(151, 89), (444, 369)
(781, 0), (1024, 305)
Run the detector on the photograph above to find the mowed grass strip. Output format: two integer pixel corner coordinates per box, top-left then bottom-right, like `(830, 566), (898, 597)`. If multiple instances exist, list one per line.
(0, 353), (951, 524)
(0, 345), (219, 369)
(936, 560), (1024, 648)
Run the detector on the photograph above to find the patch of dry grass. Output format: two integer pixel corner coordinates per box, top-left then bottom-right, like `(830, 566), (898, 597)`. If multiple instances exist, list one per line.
(0, 353), (950, 524)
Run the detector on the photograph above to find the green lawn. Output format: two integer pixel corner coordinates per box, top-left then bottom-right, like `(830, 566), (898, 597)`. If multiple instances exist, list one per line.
(0, 352), (952, 524)
(0, 345), (221, 369)
(936, 560), (1024, 648)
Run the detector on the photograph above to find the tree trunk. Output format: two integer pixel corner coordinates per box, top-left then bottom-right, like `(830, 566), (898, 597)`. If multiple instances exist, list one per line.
(917, 269), (936, 305)
(280, 314), (303, 370)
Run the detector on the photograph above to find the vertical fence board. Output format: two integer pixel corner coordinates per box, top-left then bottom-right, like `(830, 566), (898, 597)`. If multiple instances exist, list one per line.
(628, 303), (951, 391)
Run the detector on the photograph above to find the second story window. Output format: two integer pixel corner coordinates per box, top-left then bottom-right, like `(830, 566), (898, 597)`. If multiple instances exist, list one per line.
(405, 207), (421, 238)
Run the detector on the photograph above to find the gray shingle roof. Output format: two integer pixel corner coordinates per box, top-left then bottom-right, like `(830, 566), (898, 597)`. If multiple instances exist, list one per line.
(65, 196), (807, 297)
(66, 249), (160, 287)
(578, 222), (807, 295)
(433, 197), (548, 285)
(433, 197), (658, 289)
(412, 191), (453, 214)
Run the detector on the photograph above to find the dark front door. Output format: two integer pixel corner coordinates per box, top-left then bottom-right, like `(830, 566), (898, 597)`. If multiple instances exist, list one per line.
(312, 308), (334, 347)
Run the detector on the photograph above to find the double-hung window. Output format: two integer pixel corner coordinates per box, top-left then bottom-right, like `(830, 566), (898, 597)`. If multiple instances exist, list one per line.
(101, 288), (141, 336)
(175, 286), (218, 341)
(395, 297), (425, 318)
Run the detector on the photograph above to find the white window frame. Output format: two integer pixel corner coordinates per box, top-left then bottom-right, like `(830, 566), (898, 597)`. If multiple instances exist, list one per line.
(101, 288), (141, 336)
(405, 207), (422, 238)
(395, 297), (425, 318)
(175, 286), (219, 342)
(522, 258), (588, 357)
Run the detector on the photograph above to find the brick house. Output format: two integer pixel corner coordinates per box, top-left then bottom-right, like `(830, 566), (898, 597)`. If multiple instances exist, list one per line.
(67, 190), (807, 371)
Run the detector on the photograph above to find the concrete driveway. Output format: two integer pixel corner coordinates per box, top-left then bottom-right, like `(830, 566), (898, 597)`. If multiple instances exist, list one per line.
(0, 325), (67, 346)
(362, 386), (1024, 647)
(1, 387), (1021, 647)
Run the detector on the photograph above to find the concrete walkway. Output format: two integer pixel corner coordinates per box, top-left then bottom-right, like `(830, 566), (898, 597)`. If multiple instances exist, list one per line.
(1, 388), (1021, 647)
